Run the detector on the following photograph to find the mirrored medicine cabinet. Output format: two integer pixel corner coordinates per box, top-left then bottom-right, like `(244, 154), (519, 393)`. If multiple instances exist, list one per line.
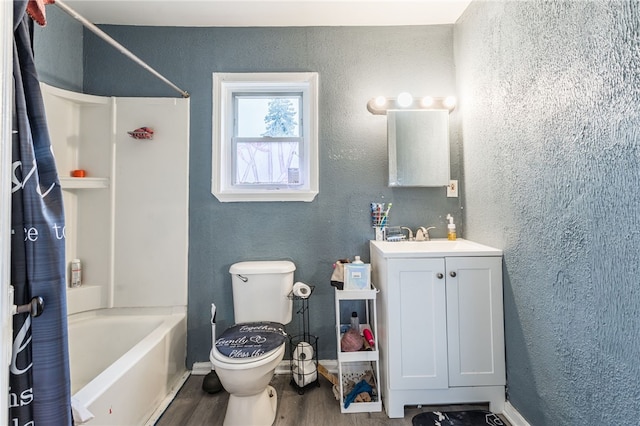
(387, 109), (450, 187)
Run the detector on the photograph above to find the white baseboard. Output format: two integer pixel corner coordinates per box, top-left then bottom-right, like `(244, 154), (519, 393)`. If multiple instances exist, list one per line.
(191, 359), (339, 376)
(502, 401), (531, 426)
(192, 361), (213, 375)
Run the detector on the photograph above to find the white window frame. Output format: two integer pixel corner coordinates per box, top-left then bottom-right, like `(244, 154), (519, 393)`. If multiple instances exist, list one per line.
(212, 72), (319, 202)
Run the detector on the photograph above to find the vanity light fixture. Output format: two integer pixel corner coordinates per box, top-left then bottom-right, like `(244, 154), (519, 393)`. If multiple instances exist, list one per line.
(367, 94), (456, 115)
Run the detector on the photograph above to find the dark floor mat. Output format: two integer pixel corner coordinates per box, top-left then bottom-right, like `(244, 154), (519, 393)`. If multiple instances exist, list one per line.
(412, 410), (505, 426)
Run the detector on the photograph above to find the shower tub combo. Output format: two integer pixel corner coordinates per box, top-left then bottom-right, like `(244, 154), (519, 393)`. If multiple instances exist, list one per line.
(41, 83), (190, 425)
(68, 308), (187, 425)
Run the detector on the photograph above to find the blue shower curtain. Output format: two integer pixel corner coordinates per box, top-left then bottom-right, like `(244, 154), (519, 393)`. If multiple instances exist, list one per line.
(10, 1), (72, 424)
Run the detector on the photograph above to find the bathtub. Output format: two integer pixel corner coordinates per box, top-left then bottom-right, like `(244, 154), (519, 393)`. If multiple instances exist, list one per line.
(68, 307), (188, 425)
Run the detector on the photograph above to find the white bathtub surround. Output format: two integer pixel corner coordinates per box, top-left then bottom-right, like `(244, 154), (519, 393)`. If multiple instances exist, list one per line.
(68, 307), (187, 425)
(41, 84), (190, 314)
(41, 85), (190, 425)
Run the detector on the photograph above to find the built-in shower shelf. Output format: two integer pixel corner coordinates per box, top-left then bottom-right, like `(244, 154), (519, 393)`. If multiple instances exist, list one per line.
(60, 177), (109, 189)
(67, 285), (107, 315)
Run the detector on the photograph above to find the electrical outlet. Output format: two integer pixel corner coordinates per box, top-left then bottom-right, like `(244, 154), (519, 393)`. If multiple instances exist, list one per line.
(447, 180), (458, 197)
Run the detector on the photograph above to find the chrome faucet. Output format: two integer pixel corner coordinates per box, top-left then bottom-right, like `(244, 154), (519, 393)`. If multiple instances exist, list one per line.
(415, 226), (436, 241)
(400, 226), (414, 241)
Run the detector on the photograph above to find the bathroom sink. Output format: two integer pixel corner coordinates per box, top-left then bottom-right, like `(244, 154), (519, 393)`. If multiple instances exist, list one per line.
(370, 239), (502, 257)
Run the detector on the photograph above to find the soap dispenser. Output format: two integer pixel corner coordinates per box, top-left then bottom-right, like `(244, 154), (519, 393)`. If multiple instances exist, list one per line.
(446, 214), (457, 241)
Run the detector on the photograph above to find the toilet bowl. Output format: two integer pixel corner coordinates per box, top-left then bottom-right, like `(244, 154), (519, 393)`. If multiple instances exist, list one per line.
(210, 342), (285, 426)
(210, 261), (295, 426)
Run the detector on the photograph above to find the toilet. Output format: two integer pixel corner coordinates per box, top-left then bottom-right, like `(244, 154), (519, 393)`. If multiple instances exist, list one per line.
(210, 260), (295, 426)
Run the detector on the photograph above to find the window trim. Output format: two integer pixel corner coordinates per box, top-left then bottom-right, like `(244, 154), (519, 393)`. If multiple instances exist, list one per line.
(212, 72), (319, 202)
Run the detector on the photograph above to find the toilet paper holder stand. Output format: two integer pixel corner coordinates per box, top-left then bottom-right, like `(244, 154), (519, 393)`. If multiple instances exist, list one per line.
(288, 285), (320, 394)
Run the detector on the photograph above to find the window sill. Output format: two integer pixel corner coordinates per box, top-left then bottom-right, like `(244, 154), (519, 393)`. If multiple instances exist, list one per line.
(212, 188), (318, 203)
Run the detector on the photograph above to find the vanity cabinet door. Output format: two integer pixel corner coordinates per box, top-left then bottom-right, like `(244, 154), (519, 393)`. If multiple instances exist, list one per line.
(387, 258), (448, 390)
(445, 256), (505, 387)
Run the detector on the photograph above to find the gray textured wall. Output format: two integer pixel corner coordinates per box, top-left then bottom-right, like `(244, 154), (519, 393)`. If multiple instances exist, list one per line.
(33, 6), (83, 92)
(34, 18), (463, 364)
(456, 1), (640, 424)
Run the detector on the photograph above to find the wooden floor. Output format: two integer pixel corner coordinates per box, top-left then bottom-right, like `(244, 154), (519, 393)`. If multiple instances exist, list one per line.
(155, 374), (511, 426)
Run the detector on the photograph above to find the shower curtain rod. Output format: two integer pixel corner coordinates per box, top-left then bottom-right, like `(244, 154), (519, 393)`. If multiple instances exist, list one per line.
(54, 0), (190, 98)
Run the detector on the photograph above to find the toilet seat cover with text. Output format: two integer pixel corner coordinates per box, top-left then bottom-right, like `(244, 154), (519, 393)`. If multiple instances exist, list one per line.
(215, 321), (287, 359)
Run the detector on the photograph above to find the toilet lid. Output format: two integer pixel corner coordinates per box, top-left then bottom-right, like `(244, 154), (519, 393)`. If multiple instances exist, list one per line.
(215, 321), (287, 359)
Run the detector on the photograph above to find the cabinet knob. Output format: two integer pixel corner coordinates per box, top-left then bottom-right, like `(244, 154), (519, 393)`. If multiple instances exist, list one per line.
(450, 271), (457, 277)
(437, 273), (444, 279)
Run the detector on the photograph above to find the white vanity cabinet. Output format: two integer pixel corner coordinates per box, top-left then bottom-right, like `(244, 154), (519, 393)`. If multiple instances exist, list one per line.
(370, 240), (506, 418)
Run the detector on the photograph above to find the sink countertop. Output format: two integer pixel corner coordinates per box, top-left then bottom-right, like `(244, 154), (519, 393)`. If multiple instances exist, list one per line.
(370, 238), (502, 258)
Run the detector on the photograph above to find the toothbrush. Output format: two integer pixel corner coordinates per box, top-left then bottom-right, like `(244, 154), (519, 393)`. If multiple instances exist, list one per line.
(381, 203), (392, 227)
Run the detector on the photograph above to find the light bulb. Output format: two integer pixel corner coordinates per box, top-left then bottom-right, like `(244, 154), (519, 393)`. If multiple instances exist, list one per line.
(443, 96), (457, 109)
(374, 96), (387, 107)
(420, 96), (434, 107)
(397, 92), (413, 108)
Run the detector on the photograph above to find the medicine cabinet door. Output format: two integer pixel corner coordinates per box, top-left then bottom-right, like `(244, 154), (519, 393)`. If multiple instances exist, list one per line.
(387, 110), (450, 187)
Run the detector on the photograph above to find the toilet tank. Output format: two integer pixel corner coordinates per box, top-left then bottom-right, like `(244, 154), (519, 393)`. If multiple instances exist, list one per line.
(229, 261), (295, 324)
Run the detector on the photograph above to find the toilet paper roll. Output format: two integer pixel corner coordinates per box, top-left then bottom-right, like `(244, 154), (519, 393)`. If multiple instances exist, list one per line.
(292, 361), (318, 387)
(292, 341), (314, 361)
(292, 282), (312, 299)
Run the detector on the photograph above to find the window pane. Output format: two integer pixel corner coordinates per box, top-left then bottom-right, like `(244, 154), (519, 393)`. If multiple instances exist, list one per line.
(236, 141), (301, 185)
(236, 96), (300, 138)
